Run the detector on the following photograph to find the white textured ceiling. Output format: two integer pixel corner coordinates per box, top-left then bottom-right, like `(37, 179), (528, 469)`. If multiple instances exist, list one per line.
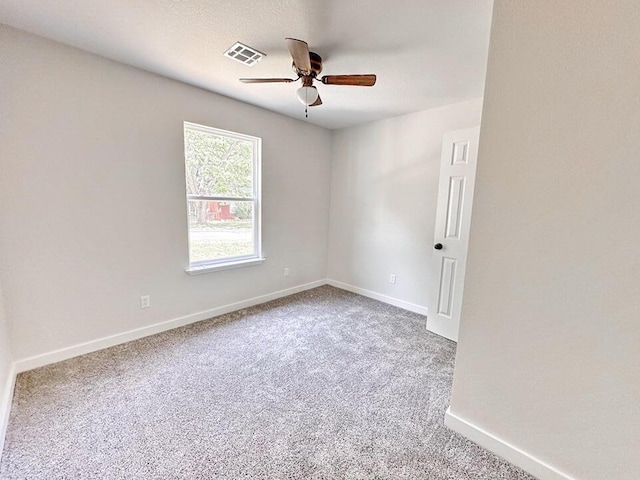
(0, 0), (493, 129)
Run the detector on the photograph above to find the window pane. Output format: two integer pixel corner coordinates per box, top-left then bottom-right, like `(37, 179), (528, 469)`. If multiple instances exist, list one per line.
(188, 200), (254, 263)
(184, 127), (254, 198)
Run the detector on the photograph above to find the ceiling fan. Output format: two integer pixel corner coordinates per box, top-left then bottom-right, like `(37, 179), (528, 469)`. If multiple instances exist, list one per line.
(240, 38), (377, 108)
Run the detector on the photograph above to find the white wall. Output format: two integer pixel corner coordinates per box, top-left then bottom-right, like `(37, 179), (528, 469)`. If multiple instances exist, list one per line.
(0, 25), (331, 360)
(327, 99), (483, 309)
(449, 1), (640, 479)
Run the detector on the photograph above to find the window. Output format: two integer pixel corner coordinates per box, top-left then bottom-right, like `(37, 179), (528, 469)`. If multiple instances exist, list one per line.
(184, 122), (262, 273)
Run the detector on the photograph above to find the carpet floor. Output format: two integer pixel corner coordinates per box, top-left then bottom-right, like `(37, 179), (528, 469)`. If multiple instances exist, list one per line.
(1, 286), (535, 479)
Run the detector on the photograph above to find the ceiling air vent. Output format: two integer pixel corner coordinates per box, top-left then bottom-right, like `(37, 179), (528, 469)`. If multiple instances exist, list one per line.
(223, 42), (265, 66)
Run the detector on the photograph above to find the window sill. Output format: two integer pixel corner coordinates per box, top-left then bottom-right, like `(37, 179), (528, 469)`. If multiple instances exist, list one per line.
(185, 257), (266, 276)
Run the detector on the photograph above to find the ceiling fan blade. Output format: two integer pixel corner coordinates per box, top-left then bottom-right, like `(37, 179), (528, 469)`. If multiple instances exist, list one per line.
(240, 78), (297, 83)
(321, 74), (377, 86)
(285, 38), (311, 73)
(309, 94), (323, 107)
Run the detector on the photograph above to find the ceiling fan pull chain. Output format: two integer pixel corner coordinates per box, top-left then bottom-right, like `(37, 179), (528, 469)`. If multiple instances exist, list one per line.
(305, 105), (308, 118)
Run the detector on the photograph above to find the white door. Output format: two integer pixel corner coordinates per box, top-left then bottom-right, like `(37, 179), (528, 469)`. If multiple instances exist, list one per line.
(427, 127), (480, 342)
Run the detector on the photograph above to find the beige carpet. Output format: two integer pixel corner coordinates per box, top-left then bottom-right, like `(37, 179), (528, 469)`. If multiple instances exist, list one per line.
(1, 286), (535, 479)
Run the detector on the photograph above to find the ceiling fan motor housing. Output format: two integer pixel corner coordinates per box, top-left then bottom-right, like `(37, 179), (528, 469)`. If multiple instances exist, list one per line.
(293, 51), (323, 77)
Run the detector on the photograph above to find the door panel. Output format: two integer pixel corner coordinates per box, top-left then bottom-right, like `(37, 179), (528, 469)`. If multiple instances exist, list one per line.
(437, 257), (457, 317)
(445, 176), (465, 239)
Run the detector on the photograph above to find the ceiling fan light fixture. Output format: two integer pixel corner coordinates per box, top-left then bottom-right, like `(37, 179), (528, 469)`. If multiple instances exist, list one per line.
(296, 86), (319, 106)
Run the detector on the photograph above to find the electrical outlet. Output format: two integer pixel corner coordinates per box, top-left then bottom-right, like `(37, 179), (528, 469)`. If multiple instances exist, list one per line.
(284, 267), (290, 277)
(389, 274), (396, 284)
(140, 295), (151, 309)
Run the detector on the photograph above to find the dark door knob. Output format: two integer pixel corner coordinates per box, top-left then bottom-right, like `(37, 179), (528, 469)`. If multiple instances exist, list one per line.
(434, 243), (443, 250)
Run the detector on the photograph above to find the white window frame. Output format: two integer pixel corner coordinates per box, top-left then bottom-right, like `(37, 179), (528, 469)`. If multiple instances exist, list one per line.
(184, 122), (263, 275)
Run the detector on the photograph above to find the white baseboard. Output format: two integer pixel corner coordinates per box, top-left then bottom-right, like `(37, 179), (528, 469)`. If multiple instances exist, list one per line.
(326, 279), (428, 316)
(14, 279), (326, 374)
(0, 361), (17, 458)
(445, 408), (575, 480)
